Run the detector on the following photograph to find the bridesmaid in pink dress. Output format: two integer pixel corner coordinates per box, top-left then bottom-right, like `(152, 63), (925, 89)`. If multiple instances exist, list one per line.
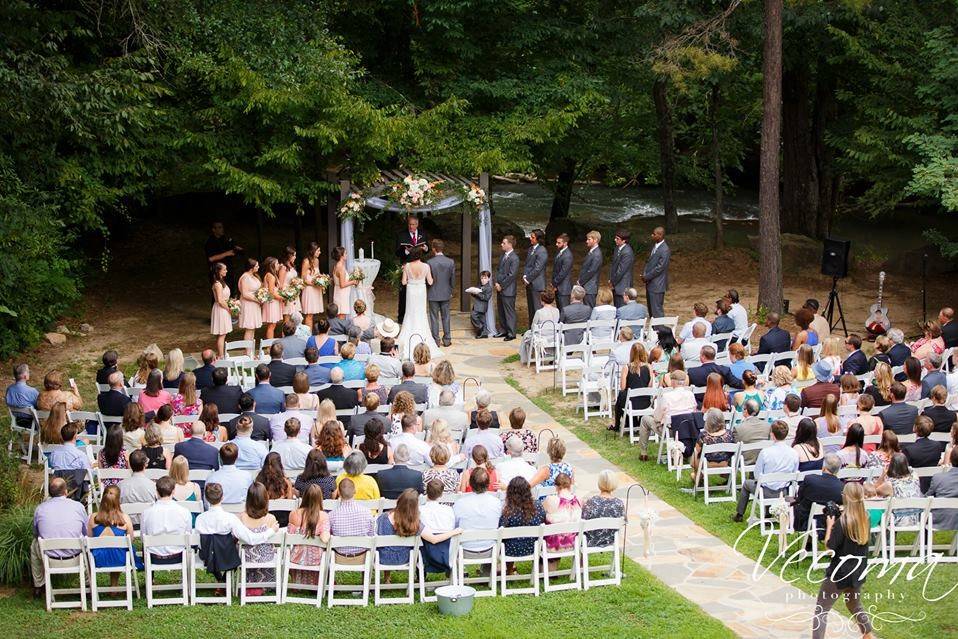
(300, 242), (325, 330)
(331, 246), (357, 319)
(261, 257), (283, 339)
(210, 262), (233, 359)
(238, 258), (263, 350)
(279, 246), (299, 323)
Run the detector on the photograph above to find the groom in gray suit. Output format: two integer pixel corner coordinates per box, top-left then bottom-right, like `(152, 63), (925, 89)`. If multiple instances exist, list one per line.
(495, 235), (519, 341)
(609, 229), (635, 308)
(642, 226), (671, 318)
(576, 230), (603, 307)
(523, 229), (548, 325)
(427, 239), (455, 347)
(552, 233), (573, 311)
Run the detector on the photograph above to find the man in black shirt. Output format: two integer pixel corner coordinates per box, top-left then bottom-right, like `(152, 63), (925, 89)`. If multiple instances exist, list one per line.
(204, 221), (243, 293)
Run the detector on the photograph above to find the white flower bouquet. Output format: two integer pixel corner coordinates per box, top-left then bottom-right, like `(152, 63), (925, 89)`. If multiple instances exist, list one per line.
(348, 266), (365, 283)
(254, 286), (272, 304)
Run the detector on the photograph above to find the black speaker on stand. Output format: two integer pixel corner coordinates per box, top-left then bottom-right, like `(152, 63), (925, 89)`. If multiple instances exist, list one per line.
(821, 238), (851, 336)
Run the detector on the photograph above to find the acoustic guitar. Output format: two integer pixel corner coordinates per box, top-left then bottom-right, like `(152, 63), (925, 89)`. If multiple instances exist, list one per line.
(865, 271), (891, 336)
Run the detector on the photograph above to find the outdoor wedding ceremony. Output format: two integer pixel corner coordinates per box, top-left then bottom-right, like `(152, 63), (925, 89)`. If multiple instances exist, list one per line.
(2, 2), (958, 639)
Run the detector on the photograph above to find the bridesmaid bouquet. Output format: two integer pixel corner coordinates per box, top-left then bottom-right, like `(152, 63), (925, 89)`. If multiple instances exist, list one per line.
(278, 285), (300, 303)
(348, 266), (365, 283)
(314, 274), (331, 289)
(288, 277), (306, 292)
(227, 298), (241, 317)
(254, 286), (272, 304)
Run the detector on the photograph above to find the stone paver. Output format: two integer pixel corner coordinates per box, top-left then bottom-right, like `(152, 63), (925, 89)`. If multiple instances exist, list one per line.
(441, 328), (854, 639)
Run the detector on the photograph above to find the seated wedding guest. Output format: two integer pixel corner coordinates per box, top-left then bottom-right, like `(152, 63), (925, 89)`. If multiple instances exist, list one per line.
(39, 402), (68, 447)
(530, 437), (575, 488)
(121, 402), (147, 450)
(390, 414), (431, 465)
(499, 477), (546, 573)
(376, 444), (424, 499)
(359, 364), (387, 404)
(677, 302), (713, 344)
(679, 323), (711, 363)
(724, 289), (749, 338)
(690, 408), (734, 479)
(542, 473), (581, 566)
(226, 393), (270, 441)
(453, 468), (502, 555)
(317, 420), (350, 462)
(141, 424), (172, 470)
(423, 389), (469, 434)
(248, 364), (285, 414)
(388, 362), (428, 405)
(612, 343), (653, 433)
(559, 286), (592, 345)
(815, 394), (843, 455)
(266, 342), (298, 388)
(823, 337), (847, 375)
(30, 478), (88, 596)
(835, 423), (879, 470)
(459, 445), (500, 493)
(838, 374), (860, 407)
(420, 479), (456, 572)
(119, 450), (157, 514)
(98, 425), (130, 486)
(195, 483), (279, 574)
(329, 479), (374, 558)
(294, 449), (336, 499)
(97, 371), (132, 419)
(501, 407), (537, 453)
(169, 455), (202, 506)
(794, 454), (845, 532)
(868, 335), (893, 372)
(306, 317), (338, 356)
(237, 483), (278, 593)
(764, 366), (796, 411)
(878, 382), (919, 435)
(702, 372), (730, 412)
(285, 484), (331, 586)
(37, 370), (83, 411)
(939, 307), (958, 349)
(687, 345), (744, 392)
(292, 372), (318, 410)
(926, 447), (958, 530)
(922, 385), (956, 432)
(782, 394), (804, 432)
(231, 416), (268, 470)
(316, 367), (361, 419)
(589, 289), (618, 342)
(638, 370), (697, 461)
(734, 399), (772, 463)
(192, 350), (217, 390)
(413, 343), (433, 377)
(335, 452), (380, 500)
(334, 342), (366, 382)
(302, 347), (331, 386)
(367, 336), (402, 380)
(278, 319), (308, 359)
(801, 360), (840, 409)
(387, 392), (419, 437)
(325, 303), (353, 336)
(656, 352), (683, 390)
(864, 362), (894, 407)
(904, 416), (946, 491)
(96, 350), (119, 385)
(733, 421), (799, 522)
(171, 371), (202, 420)
(422, 444), (459, 493)
(790, 345), (815, 389)
(463, 409), (505, 460)
(430, 360), (463, 406)
(616, 287), (648, 321)
(943, 423), (958, 467)
(206, 443), (253, 504)
(873, 453), (923, 527)
(272, 418), (311, 470)
(911, 320), (945, 361)
(873, 430), (901, 470)
(920, 354), (947, 400)
(200, 367), (242, 414)
(902, 357), (923, 401)
(162, 348), (185, 390)
(7, 363), (38, 427)
(757, 313), (791, 359)
(728, 343), (758, 382)
(346, 326), (371, 357)
(86, 485), (140, 586)
(426, 419), (460, 460)
(582, 471), (625, 548)
(138, 369), (172, 414)
(256, 452), (295, 524)
(519, 289), (560, 364)
(792, 418), (825, 472)
(268, 394), (314, 443)
(48, 422), (92, 473)
(308, 401), (336, 446)
(194, 403), (226, 443)
(609, 326), (638, 366)
(791, 307), (820, 350)
(885, 328), (911, 369)
(469, 390), (500, 429)
(129, 351), (159, 388)
(497, 436), (538, 489)
(841, 334), (868, 376)
(347, 394), (382, 443)
(352, 299), (372, 333)
(712, 299), (735, 347)
(854, 394), (883, 451)
(173, 422), (220, 471)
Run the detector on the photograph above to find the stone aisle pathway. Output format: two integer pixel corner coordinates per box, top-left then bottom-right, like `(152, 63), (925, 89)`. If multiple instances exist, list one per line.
(442, 335), (855, 639)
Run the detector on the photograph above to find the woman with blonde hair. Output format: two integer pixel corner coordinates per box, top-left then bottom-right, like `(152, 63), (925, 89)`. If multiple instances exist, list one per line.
(129, 351), (159, 388)
(389, 390), (420, 435)
(86, 485), (139, 585)
(422, 444), (459, 493)
(171, 370), (202, 420)
(429, 359), (462, 405)
(612, 342), (654, 432)
(764, 365), (796, 411)
(335, 341), (366, 381)
(791, 344), (816, 388)
(815, 394), (843, 454)
(310, 399), (338, 444)
(426, 418), (460, 458)
(589, 289), (617, 341)
(820, 336), (844, 377)
(352, 299), (371, 332)
(41, 402), (70, 445)
(864, 362), (894, 406)
(162, 348), (185, 389)
(37, 370), (83, 411)
(141, 423), (171, 470)
(530, 437), (574, 487)
(811, 482), (875, 639)
(413, 342), (432, 377)
(292, 372), (318, 410)
(169, 455), (202, 505)
(359, 363), (387, 404)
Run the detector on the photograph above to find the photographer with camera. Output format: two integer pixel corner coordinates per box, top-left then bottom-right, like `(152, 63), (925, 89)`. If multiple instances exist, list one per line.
(811, 482), (875, 639)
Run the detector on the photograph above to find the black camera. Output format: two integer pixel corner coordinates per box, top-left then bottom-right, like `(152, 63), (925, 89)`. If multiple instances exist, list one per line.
(823, 501), (842, 519)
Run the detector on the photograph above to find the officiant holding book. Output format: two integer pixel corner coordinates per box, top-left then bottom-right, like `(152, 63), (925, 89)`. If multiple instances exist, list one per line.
(395, 215), (428, 322)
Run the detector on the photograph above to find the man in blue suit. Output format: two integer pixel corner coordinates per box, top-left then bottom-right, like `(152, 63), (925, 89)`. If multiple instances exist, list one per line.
(757, 313), (792, 370)
(192, 350), (217, 390)
(841, 334), (869, 376)
(642, 226), (670, 318)
(247, 364), (285, 414)
(173, 422), (220, 471)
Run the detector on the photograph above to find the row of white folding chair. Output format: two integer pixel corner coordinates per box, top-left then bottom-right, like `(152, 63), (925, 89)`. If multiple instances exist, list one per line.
(38, 536), (140, 612)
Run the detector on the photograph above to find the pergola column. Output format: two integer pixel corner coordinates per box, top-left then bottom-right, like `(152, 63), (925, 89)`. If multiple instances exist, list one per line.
(326, 178), (349, 273)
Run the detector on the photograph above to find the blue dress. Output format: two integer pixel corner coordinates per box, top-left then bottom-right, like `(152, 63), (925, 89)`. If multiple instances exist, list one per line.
(90, 525), (143, 569)
(499, 503), (546, 557)
(307, 335), (337, 357)
(375, 514), (423, 565)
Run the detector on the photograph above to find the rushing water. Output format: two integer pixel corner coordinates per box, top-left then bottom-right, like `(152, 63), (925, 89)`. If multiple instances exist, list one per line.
(491, 182), (758, 234)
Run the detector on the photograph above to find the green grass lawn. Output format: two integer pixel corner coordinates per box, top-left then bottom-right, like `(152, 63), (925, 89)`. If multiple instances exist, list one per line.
(0, 558), (733, 639)
(506, 376), (958, 639)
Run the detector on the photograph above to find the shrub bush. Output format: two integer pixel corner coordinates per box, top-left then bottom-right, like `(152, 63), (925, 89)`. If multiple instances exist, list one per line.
(0, 505), (35, 585)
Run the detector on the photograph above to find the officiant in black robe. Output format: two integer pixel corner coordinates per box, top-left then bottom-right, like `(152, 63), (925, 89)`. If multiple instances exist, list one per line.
(395, 215), (428, 322)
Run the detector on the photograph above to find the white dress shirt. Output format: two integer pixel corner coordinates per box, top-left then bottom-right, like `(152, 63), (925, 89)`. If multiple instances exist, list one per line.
(141, 498), (193, 556)
(754, 442), (800, 490)
(272, 438), (311, 470)
(195, 505), (276, 545)
(462, 429), (505, 460)
(654, 387), (698, 426)
(496, 456), (536, 488)
(389, 432), (433, 466)
(206, 464), (254, 504)
(728, 303), (749, 336)
(420, 501), (456, 533)
(679, 317), (713, 341)
(680, 337), (712, 363)
(268, 410), (315, 443)
(453, 492), (502, 551)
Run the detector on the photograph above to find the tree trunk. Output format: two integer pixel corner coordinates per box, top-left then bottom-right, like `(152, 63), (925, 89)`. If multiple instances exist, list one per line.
(653, 77), (678, 235)
(710, 85), (724, 249)
(549, 157), (577, 221)
(813, 69), (837, 238)
(758, 0), (784, 313)
(781, 67), (819, 235)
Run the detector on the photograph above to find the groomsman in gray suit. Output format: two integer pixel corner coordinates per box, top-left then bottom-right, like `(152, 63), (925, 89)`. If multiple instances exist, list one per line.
(576, 230), (603, 307)
(427, 239), (455, 347)
(552, 233), (573, 311)
(609, 229), (635, 308)
(495, 235), (519, 341)
(642, 226), (671, 318)
(523, 229), (548, 325)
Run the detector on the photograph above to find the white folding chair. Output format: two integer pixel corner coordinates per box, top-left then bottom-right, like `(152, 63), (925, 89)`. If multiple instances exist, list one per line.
(142, 533), (191, 607)
(926, 497), (958, 563)
(622, 387), (658, 444)
(580, 517), (624, 589)
(749, 472), (798, 536)
(238, 531), (286, 604)
(885, 497), (930, 563)
(645, 316), (678, 342)
(226, 339), (256, 358)
(694, 443), (740, 504)
(579, 364), (613, 421)
(540, 521), (581, 592)
(69, 411), (103, 445)
(558, 341), (589, 397)
(40, 538), (87, 611)
(803, 502), (832, 570)
(86, 535), (138, 610)
(280, 533), (328, 605)
(532, 321), (558, 373)
(7, 407), (38, 465)
(498, 525), (541, 597)
(326, 536), (375, 606)
(454, 529), (499, 597)
(189, 532), (233, 605)
(417, 536), (458, 603)
(737, 441), (774, 487)
(372, 535), (419, 605)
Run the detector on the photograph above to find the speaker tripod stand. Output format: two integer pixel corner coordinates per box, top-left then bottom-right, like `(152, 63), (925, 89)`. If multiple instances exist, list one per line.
(823, 276), (848, 337)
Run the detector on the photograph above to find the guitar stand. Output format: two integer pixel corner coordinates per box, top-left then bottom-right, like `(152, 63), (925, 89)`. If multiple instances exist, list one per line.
(823, 276), (848, 337)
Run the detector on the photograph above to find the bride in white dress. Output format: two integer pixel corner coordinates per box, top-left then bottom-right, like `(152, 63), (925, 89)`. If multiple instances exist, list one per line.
(397, 248), (442, 358)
